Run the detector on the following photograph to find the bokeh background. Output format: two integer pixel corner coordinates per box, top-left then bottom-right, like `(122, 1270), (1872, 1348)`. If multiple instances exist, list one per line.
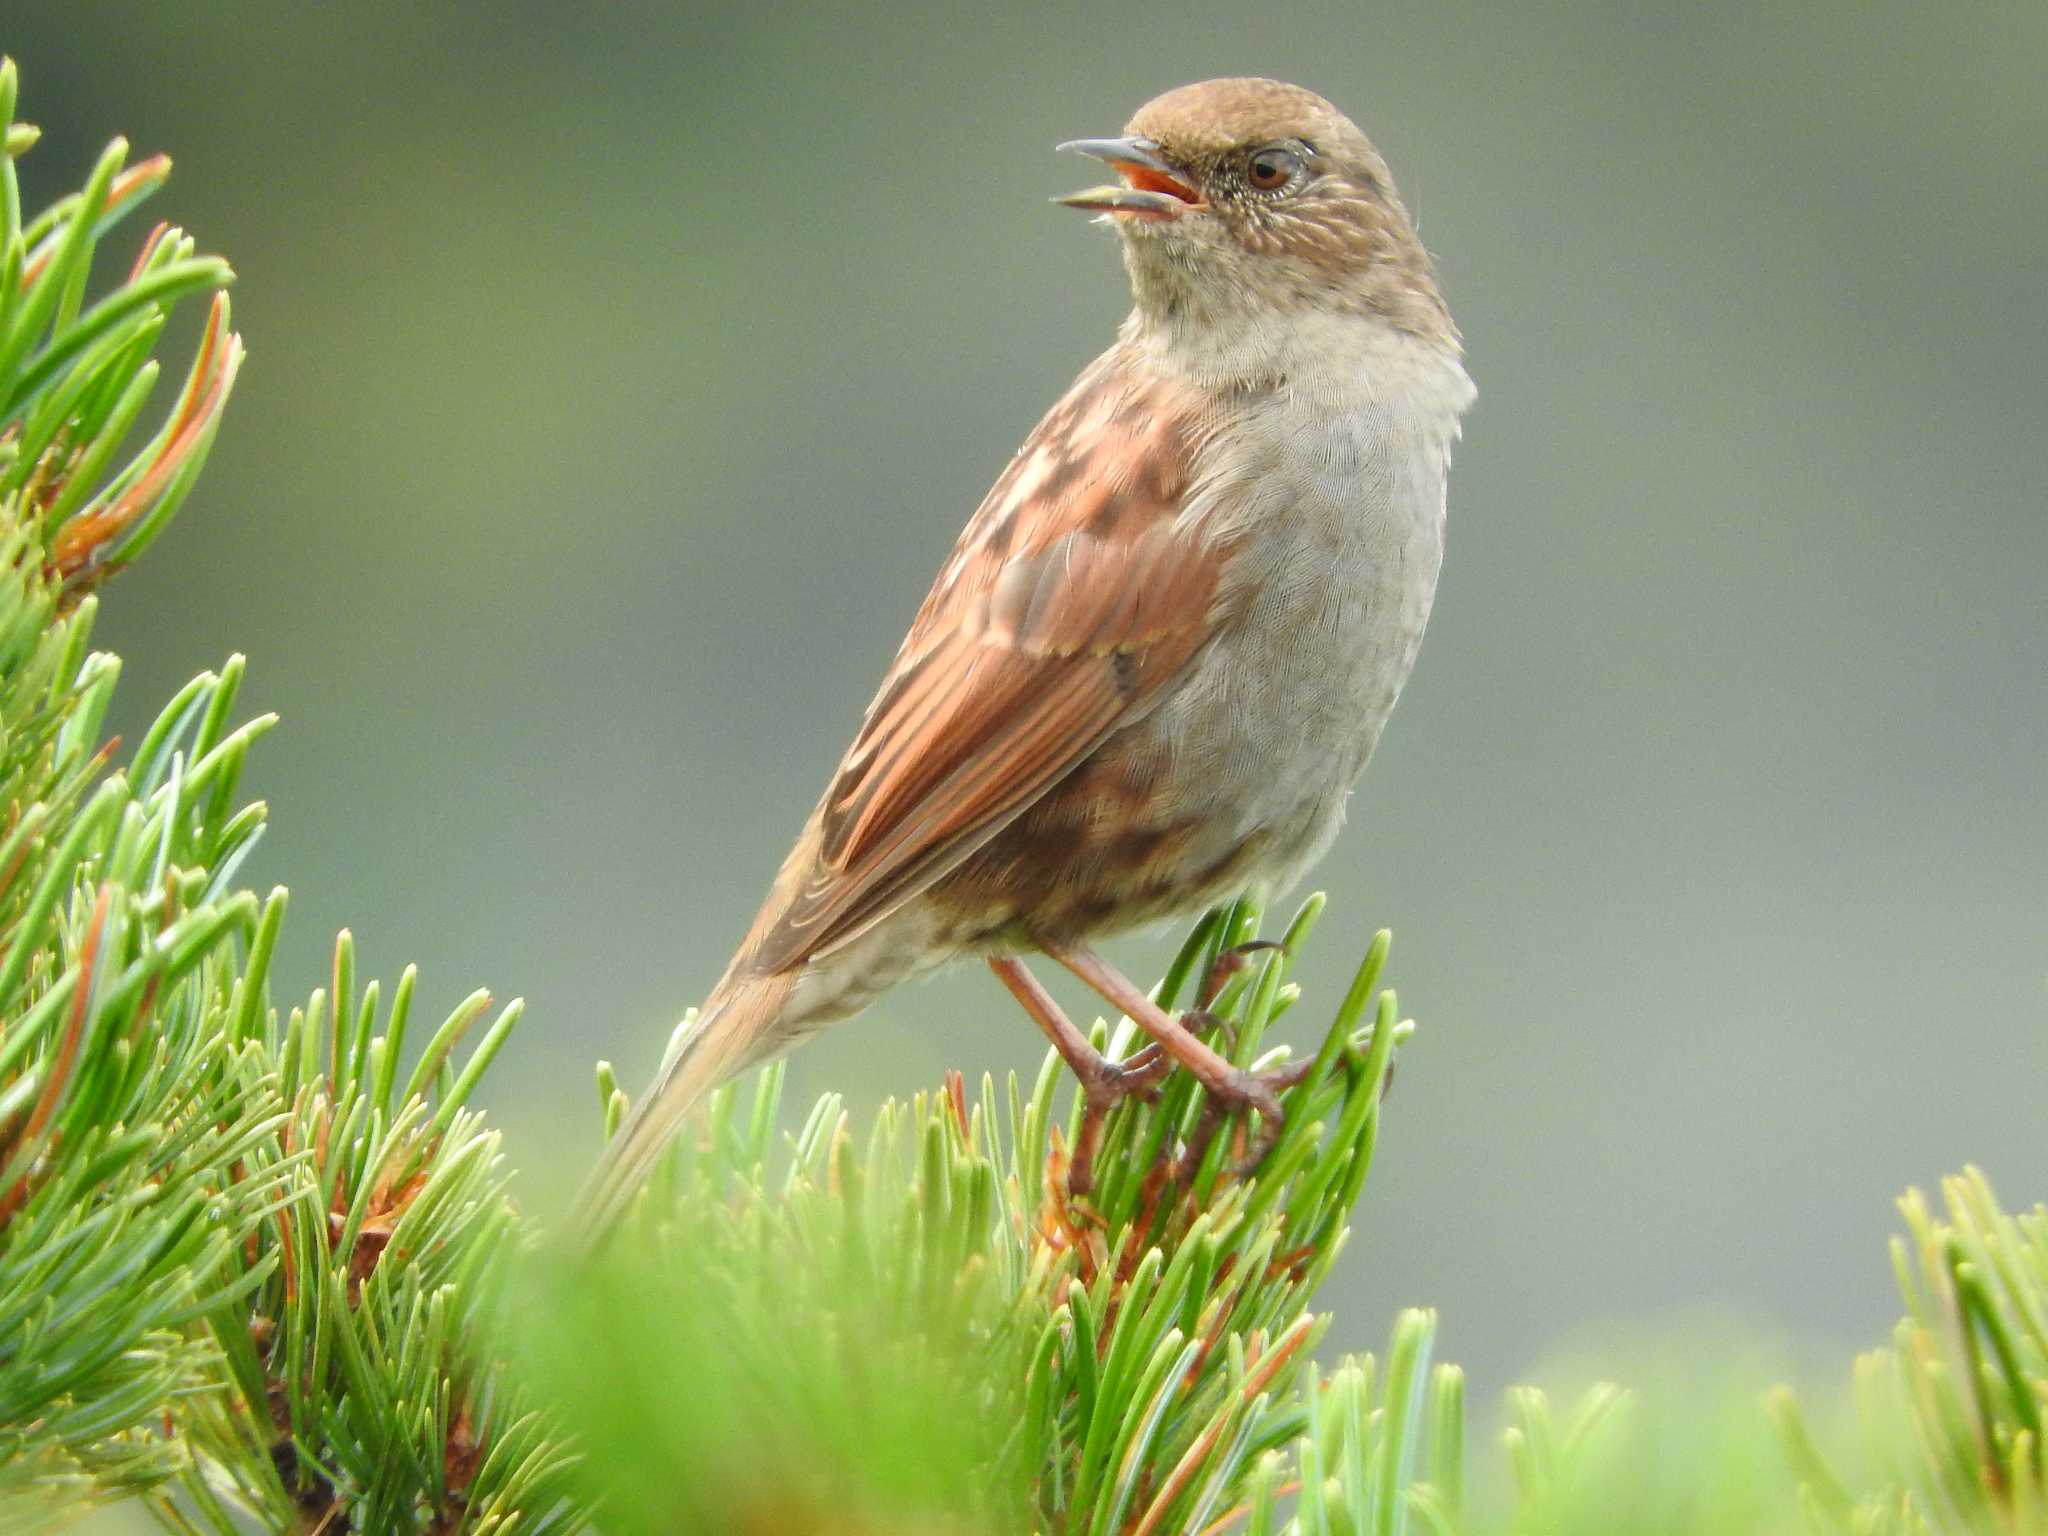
(9, 0), (2043, 1431)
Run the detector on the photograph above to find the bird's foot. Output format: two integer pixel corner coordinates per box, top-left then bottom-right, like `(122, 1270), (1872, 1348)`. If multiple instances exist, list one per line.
(1097, 1040), (1172, 1101)
(1174, 1053), (1320, 1181)
(1066, 1041), (1171, 1197)
(987, 954), (1175, 1201)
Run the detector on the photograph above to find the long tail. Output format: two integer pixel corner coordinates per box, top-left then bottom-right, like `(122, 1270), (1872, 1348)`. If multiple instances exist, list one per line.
(576, 970), (794, 1244)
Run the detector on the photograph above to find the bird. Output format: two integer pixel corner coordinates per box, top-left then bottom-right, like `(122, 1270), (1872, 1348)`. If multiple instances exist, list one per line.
(584, 77), (1474, 1232)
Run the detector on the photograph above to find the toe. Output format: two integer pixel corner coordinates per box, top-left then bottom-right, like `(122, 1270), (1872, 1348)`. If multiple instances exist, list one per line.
(1230, 1070), (1285, 1124)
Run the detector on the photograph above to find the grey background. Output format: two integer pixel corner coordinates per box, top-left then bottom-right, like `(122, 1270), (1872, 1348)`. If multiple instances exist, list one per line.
(9, 0), (2043, 1441)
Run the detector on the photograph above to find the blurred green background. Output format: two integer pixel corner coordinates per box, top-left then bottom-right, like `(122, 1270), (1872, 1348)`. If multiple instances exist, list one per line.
(8, 0), (2043, 1427)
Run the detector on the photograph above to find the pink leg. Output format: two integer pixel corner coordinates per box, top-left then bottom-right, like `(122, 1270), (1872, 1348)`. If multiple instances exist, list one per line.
(987, 954), (1166, 1196)
(1044, 941), (1316, 1170)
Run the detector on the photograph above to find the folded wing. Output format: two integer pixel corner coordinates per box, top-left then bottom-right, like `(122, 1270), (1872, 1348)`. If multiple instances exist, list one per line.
(748, 348), (1231, 972)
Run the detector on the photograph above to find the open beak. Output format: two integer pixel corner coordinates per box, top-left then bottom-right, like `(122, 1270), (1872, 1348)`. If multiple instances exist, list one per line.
(1054, 136), (1203, 220)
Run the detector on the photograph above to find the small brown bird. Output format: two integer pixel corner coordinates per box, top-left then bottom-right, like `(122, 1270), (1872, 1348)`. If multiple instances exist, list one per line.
(586, 77), (1473, 1229)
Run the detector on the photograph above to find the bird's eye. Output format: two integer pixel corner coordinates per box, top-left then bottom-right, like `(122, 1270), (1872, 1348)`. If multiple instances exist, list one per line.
(1245, 147), (1301, 192)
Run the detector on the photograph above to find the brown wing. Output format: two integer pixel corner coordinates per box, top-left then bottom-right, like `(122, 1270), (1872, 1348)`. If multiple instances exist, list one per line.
(746, 347), (1230, 973)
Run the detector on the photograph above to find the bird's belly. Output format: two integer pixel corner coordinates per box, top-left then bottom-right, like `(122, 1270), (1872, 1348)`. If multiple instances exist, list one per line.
(1143, 500), (1441, 889)
(937, 479), (1443, 944)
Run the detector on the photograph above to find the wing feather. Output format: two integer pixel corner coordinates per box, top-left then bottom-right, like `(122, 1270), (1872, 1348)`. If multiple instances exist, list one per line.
(746, 348), (1229, 973)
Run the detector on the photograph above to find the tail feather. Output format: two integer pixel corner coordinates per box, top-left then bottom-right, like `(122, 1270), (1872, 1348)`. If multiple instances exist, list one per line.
(576, 971), (793, 1244)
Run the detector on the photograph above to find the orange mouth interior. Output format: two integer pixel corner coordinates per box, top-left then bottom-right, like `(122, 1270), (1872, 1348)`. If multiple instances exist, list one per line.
(1121, 165), (1201, 205)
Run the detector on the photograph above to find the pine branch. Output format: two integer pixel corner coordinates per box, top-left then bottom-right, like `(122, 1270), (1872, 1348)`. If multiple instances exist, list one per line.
(537, 895), (1464, 1535)
(1772, 1166), (2048, 1534)
(0, 54), (270, 1525)
(0, 60), (572, 1533)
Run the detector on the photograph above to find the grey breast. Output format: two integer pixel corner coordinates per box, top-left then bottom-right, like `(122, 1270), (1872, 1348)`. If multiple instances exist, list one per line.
(1141, 382), (1449, 892)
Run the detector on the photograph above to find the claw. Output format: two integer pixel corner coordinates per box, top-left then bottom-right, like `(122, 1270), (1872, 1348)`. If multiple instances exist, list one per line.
(1109, 1041), (1172, 1098)
(1199, 939), (1287, 1007)
(1085, 1042), (1169, 1107)
(1165, 1055), (1320, 1184)
(1230, 1056), (1319, 1176)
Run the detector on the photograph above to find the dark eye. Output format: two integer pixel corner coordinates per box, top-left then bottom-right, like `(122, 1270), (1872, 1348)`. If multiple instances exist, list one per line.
(1246, 146), (1300, 192)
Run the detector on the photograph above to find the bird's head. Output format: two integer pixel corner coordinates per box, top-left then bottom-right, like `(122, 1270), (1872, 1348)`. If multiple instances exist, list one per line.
(1058, 78), (1454, 349)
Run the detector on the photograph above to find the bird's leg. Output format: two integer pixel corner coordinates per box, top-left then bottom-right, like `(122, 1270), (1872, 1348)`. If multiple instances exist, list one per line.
(1044, 941), (1315, 1176)
(1044, 941), (1283, 1118)
(987, 955), (1167, 1197)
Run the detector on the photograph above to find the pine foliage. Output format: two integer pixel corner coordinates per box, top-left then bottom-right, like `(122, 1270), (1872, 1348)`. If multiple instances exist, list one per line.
(0, 60), (571, 1534)
(540, 899), (1458, 1535)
